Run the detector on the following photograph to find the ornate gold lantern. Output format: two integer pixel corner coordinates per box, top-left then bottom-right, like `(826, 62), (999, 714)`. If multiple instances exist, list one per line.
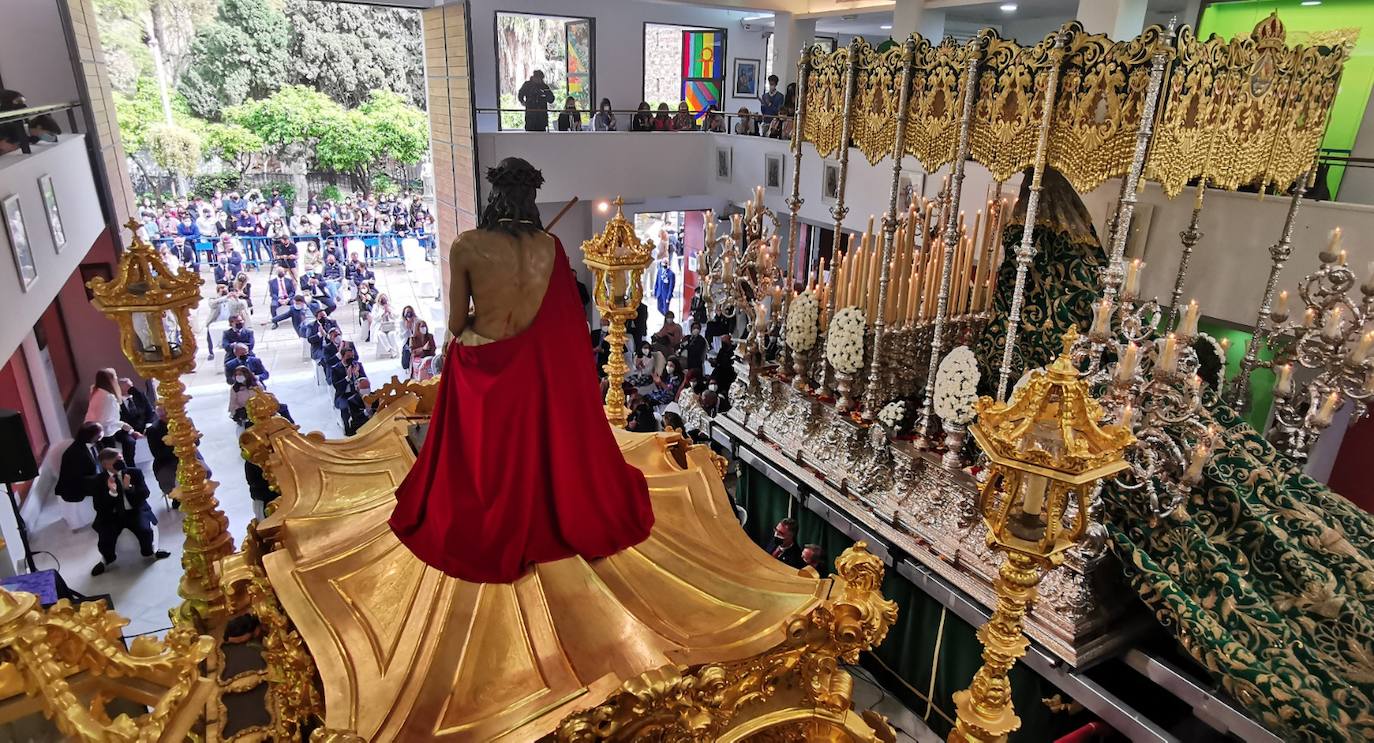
(582, 197), (654, 428)
(950, 328), (1132, 743)
(88, 221), (234, 627)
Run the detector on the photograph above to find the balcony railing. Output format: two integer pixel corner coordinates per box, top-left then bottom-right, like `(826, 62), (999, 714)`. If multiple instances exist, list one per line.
(0, 102), (83, 155)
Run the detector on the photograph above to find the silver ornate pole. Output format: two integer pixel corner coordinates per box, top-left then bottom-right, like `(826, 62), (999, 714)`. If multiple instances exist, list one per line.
(1168, 179), (1206, 326)
(788, 47), (812, 287)
(862, 35), (918, 422)
(994, 28), (1070, 403)
(1230, 165), (1314, 412)
(917, 32), (986, 444)
(1097, 20), (1175, 308)
(829, 39), (863, 271)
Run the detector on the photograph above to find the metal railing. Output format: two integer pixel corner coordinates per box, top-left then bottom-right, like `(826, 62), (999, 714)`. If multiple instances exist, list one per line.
(476, 107), (796, 138)
(148, 231), (438, 269)
(0, 101), (83, 155)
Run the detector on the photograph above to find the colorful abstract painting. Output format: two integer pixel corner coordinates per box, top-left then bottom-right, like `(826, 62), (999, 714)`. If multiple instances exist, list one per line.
(682, 79), (721, 119)
(682, 30), (724, 80)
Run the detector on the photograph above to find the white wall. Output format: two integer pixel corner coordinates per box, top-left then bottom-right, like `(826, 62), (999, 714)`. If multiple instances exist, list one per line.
(0, 136), (105, 364)
(0, 0), (80, 106)
(469, 0), (770, 132)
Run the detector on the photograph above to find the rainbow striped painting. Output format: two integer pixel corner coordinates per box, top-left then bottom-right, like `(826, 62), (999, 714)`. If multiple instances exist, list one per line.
(682, 80), (721, 119)
(682, 30), (724, 80)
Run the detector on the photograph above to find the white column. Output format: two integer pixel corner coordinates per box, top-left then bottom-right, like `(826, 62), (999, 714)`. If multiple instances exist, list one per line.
(893, 0), (945, 40)
(1076, 0), (1147, 38)
(771, 13), (817, 88)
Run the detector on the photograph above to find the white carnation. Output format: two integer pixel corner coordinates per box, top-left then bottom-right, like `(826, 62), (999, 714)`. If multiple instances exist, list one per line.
(878, 400), (906, 429)
(933, 346), (980, 425)
(825, 307), (867, 374)
(785, 290), (820, 352)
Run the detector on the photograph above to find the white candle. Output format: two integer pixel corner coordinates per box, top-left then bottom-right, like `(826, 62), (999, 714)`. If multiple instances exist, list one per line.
(1119, 402), (1135, 428)
(1117, 342), (1139, 385)
(1274, 363), (1293, 397)
(1272, 291), (1289, 323)
(1021, 474), (1048, 517)
(1184, 442), (1210, 482)
(1159, 333), (1178, 374)
(1123, 259), (1143, 298)
(1350, 331), (1374, 365)
(1323, 306), (1345, 340)
(1179, 299), (1200, 338)
(1364, 261), (1374, 294)
(1323, 227), (1343, 262)
(1312, 391), (1341, 428)
(1090, 298), (1114, 338)
(1218, 337), (1231, 358)
(1302, 308), (1317, 328)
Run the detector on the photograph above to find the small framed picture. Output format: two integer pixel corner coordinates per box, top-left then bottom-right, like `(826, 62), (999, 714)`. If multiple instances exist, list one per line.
(821, 160), (840, 203)
(2, 195), (36, 291)
(733, 58), (760, 97)
(715, 146), (733, 182)
(764, 153), (785, 194)
(814, 36), (837, 53)
(38, 175), (65, 251)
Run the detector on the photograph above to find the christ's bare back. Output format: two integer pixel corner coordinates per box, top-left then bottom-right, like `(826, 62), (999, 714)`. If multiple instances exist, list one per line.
(447, 229), (557, 341)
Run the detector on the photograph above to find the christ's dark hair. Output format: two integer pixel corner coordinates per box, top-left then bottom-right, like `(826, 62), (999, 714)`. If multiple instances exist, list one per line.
(479, 157), (545, 236)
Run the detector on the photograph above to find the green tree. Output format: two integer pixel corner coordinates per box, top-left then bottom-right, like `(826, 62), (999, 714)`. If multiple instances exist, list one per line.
(358, 90), (429, 165)
(179, 0), (290, 119)
(147, 122), (202, 195)
(225, 85), (341, 158)
(203, 122), (263, 174)
(282, 0), (425, 110)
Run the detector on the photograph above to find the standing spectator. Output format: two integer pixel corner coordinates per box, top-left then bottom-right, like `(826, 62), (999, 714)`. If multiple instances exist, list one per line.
(57, 422), (105, 505)
(205, 284), (247, 360)
(224, 343), (270, 384)
(653, 103), (672, 131)
(765, 518), (804, 569)
(224, 191), (248, 219)
(631, 101), (653, 131)
(373, 293), (400, 358)
(409, 321), (437, 380)
(593, 98), (617, 131)
(196, 208), (218, 239)
(653, 257), (676, 316)
(556, 97), (582, 131)
(89, 448), (170, 576)
(117, 378), (154, 438)
(759, 74), (784, 127)
(85, 369), (138, 465)
(272, 235), (299, 279)
(356, 280), (376, 342)
(681, 323), (708, 376)
(784, 81), (798, 112)
(517, 70), (555, 131)
(672, 101), (697, 131)
(631, 301), (649, 353)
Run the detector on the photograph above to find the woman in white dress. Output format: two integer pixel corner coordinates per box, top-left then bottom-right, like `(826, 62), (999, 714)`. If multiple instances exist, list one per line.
(84, 368), (137, 464)
(373, 293), (400, 358)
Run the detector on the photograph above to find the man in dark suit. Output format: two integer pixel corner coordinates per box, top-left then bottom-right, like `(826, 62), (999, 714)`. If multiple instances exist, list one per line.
(224, 343), (270, 384)
(220, 314), (255, 355)
(56, 422), (106, 504)
(116, 378), (154, 463)
(266, 269), (297, 316)
(90, 448), (170, 576)
(212, 251), (242, 286)
(268, 294), (312, 335)
(308, 313), (342, 362)
(764, 518), (805, 569)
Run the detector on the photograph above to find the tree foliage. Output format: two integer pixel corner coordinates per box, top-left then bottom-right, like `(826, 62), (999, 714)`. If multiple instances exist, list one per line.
(148, 122), (202, 180)
(179, 0), (290, 118)
(113, 77), (201, 152)
(224, 85), (341, 157)
(203, 121), (263, 172)
(282, 0), (425, 110)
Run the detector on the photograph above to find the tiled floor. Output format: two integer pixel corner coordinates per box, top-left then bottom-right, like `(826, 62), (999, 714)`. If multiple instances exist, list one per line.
(28, 258), (447, 638)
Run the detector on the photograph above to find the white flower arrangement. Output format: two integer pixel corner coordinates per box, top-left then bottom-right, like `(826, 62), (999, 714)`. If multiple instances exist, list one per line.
(785, 290), (820, 352)
(933, 346), (980, 425)
(878, 400), (906, 430)
(825, 307), (867, 374)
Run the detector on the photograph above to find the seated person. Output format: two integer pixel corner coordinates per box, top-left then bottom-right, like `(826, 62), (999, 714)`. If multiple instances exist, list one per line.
(339, 375), (377, 436)
(268, 294), (312, 335)
(220, 313), (254, 354)
(652, 311), (683, 350)
(305, 310), (341, 360)
(303, 274), (337, 314)
(321, 253), (345, 300)
(223, 342), (269, 384)
(265, 268), (297, 316)
(212, 250), (243, 286)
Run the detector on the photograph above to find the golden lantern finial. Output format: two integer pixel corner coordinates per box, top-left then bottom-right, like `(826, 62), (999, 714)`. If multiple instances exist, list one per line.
(949, 326), (1131, 743)
(582, 196), (655, 428)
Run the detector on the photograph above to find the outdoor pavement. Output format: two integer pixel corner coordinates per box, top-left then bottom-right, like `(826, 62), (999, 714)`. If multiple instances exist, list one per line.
(27, 258), (447, 638)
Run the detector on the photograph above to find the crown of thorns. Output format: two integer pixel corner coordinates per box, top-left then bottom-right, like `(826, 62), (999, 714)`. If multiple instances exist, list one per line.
(486, 163), (545, 189)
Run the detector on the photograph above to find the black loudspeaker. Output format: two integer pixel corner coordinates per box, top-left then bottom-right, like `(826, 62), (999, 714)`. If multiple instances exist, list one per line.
(0, 409), (38, 483)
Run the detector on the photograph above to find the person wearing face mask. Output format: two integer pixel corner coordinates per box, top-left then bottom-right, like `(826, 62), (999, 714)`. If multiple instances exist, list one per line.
(340, 374), (377, 436)
(89, 448), (170, 576)
(266, 268), (297, 317)
(680, 323), (708, 376)
(228, 367), (263, 425)
(647, 357), (683, 406)
(204, 284), (248, 361)
(373, 293), (400, 358)
(220, 312), (255, 355)
(224, 342), (269, 384)
(625, 344), (662, 389)
(592, 98), (617, 131)
(764, 518), (805, 569)
(305, 309), (341, 361)
(400, 305), (418, 370)
(409, 321), (437, 380)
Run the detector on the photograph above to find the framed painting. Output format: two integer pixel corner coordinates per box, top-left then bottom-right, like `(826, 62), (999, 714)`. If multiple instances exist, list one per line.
(764, 152), (785, 194)
(2, 195), (37, 291)
(821, 160), (840, 203)
(733, 58), (760, 97)
(38, 175), (65, 251)
(716, 146), (733, 181)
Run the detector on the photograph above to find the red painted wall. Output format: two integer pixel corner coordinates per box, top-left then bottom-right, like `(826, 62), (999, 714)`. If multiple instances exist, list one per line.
(1329, 415), (1374, 513)
(682, 210), (704, 320)
(0, 349), (48, 488)
(60, 228), (137, 430)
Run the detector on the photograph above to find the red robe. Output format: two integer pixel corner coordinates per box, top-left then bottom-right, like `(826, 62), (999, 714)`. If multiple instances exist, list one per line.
(389, 237), (655, 583)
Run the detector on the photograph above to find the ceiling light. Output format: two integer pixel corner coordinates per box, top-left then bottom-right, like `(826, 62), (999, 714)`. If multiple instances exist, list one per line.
(1000, 3), (1018, 11)
(1300, 1), (1321, 5)
(597, 201), (610, 214)
(880, 24), (893, 30)
(743, 13), (774, 21)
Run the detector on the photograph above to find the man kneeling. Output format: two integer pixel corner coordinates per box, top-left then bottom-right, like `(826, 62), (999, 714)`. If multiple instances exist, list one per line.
(90, 448), (170, 576)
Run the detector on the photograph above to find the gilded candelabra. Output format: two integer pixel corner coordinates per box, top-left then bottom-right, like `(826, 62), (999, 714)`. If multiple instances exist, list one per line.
(950, 330), (1132, 743)
(1076, 272), (1219, 525)
(88, 220), (234, 627)
(583, 197), (654, 428)
(1255, 228), (1374, 462)
(696, 192), (786, 373)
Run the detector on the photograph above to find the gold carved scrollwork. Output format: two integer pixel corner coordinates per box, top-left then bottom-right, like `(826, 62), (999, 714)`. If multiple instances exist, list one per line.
(1147, 14), (1347, 196)
(969, 29), (1058, 183)
(904, 35), (966, 172)
(852, 40), (906, 165)
(1048, 25), (1169, 193)
(556, 542), (898, 742)
(803, 45), (851, 158)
